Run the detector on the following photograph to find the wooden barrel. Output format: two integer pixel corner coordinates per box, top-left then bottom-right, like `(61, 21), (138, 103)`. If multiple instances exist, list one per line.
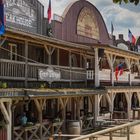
(67, 121), (81, 135)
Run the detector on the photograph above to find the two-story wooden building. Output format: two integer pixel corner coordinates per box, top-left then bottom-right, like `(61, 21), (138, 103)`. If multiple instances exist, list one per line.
(0, 0), (140, 140)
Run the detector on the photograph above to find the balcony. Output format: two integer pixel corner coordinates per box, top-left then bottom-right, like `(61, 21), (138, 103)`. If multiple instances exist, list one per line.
(0, 59), (86, 82)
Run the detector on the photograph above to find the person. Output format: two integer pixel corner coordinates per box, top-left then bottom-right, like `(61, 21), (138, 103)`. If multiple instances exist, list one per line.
(20, 112), (27, 126)
(119, 100), (124, 111)
(28, 112), (37, 124)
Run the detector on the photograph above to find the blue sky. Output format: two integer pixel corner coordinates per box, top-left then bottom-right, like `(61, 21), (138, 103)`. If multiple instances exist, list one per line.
(39, 0), (140, 40)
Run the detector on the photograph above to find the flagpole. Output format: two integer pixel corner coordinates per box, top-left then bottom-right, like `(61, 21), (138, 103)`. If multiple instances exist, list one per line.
(111, 22), (114, 38)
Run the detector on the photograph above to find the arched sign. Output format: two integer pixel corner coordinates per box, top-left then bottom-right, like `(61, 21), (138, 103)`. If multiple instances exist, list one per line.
(77, 7), (99, 40)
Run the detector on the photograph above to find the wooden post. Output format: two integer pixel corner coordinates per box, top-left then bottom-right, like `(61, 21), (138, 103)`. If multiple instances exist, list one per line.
(25, 40), (28, 88)
(34, 99), (43, 139)
(127, 127), (130, 140)
(84, 55), (87, 88)
(106, 53), (116, 86)
(0, 99), (12, 140)
(109, 132), (113, 140)
(69, 51), (72, 87)
(94, 48), (100, 87)
(59, 98), (68, 132)
(57, 48), (60, 66)
(94, 95), (99, 122)
(7, 101), (12, 140)
(45, 45), (55, 65)
(125, 58), (132, 86)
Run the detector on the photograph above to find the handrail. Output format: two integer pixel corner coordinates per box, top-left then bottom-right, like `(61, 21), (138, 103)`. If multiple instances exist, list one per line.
(70, 120), (140, 140)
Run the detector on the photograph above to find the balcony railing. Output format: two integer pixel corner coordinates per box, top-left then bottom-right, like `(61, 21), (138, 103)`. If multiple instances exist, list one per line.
(0, 59), (86, 81)
(86, 69), (140, 84)
(1, 59), (140, 84)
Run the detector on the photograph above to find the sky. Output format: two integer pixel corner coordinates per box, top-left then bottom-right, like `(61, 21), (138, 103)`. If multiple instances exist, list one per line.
(39, 0), (140, 40)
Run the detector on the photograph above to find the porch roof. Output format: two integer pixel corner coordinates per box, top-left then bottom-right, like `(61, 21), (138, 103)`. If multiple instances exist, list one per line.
(0, 88), (106, 98)
(1, 86), (140, 98)
(5, 26), (92, 53)
(4, 26), (140, 59)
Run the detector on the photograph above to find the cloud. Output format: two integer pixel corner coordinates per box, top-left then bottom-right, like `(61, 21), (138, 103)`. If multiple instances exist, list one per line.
(96, 1), (140, 39)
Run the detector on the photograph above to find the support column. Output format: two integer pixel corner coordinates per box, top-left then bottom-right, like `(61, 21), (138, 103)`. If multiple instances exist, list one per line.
(7, 101), (12, 140)
(45, 45), (55, 65)
(94, 48), (100, 87)
(110, 92), (114, 120)
(59, 98), (68, 132)
(34, 99), (43, 139)
(25, 40), (28, 88)
(84, 54), (87, 88)
(0, 99), (12, 140)
(125, 92), (132, 120)
(57, 48), (60, 66)
(125, 58), (132, 86)
(69, 51), (72, 87)
(106, 53), (116, 86)
(59, 98), (68, 121)
(109, 132), (113, 140)
(127, 127), (130, 140)
(94, 94), (99, 122)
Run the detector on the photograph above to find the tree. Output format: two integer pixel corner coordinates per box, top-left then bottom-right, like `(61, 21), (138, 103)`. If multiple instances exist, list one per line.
(113, 0), (139, 5)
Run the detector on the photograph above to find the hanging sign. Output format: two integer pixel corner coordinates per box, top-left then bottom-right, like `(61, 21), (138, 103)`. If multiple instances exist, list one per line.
(38, 67), (61, 82)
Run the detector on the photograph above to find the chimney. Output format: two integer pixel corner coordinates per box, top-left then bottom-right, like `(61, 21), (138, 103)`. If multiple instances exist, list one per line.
(118, 34), (124, 40)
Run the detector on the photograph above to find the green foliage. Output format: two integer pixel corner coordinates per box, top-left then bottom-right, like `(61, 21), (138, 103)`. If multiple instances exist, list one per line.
(0, 82), (7, 88)
(113, 0), (139, 5)
(40, 83), (47, 89)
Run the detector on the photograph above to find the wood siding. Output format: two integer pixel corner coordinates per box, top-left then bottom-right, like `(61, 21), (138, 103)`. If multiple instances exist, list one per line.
(53, 0), (111, 44)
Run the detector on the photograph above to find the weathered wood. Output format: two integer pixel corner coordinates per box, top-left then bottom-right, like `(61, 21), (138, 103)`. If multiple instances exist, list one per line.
(127, 127), (130, 140)
(69, 51), (72, 87)
(24, 40), (28, 88)
(0, 99), (12, 140)
(109, 132), (113, 140)
(0, 59), (86, 81)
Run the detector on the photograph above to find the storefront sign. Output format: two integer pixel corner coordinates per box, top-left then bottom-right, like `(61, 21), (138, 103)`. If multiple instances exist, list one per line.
(38, 67), (61, 82)
(5, 0), (37, 28)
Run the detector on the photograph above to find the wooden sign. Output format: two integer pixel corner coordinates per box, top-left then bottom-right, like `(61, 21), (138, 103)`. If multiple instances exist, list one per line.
(38, 67), (61, 82)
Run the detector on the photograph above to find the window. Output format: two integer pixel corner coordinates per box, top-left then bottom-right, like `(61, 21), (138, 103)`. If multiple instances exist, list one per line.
(9, 43), (17, 60)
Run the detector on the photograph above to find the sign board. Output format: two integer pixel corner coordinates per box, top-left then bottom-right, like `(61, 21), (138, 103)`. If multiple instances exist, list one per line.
(38, 67), (61, 82)
(5, 0), (37, 30)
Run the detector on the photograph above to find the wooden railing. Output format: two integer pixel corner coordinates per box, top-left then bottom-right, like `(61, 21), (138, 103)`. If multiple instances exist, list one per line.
(0, 59), (86, 81)
(70, 120), (140, 140)
(1, 59), (140, 84)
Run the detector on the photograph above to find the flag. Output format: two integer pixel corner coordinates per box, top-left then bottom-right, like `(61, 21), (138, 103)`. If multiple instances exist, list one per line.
(115, 63), (124, 81)
(0, 0), (5, 35)
(111, 22), (114, 36)
(128, 29), (136, 45)
(47, 0), (51, 24)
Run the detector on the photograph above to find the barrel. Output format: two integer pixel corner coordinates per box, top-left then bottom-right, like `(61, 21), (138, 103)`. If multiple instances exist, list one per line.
(67, 120), (81, 135)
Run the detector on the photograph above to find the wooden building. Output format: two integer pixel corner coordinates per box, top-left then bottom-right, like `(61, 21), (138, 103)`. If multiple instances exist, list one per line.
(0, 0), (140, 140)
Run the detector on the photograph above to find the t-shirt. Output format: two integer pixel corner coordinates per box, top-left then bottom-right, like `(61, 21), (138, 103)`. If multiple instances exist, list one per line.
(21, 116), (27, 125)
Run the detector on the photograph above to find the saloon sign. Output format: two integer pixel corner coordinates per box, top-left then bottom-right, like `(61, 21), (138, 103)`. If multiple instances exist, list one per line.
(38, 67), (61, 82)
